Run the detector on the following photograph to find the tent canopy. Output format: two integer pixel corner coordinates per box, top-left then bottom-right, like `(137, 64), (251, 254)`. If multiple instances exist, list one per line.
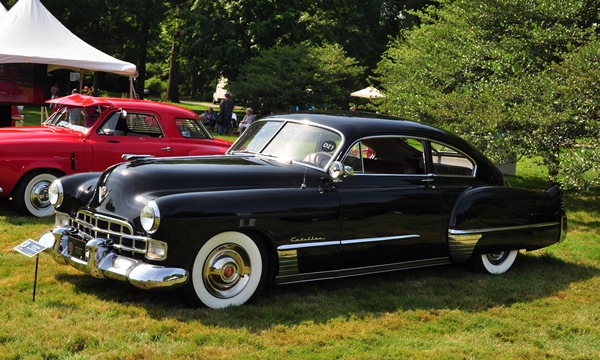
(350, 86), (385, 99)
(0, 0), (136, 77)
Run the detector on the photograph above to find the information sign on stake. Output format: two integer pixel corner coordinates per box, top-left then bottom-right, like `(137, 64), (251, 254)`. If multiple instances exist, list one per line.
(14, 239), (47, 302)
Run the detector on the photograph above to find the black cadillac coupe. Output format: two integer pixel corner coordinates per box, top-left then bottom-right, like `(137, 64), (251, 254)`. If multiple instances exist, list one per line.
(34, 112), (567, 309)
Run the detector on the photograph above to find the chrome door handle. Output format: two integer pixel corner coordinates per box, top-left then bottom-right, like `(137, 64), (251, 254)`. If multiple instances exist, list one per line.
(161, 147), (171, 152)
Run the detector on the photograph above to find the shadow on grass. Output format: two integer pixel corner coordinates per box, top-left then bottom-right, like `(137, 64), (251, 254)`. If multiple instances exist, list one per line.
(53, 251), (598, 331)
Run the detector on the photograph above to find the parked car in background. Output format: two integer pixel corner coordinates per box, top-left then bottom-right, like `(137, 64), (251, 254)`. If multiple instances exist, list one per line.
(0, 94), (231, 217)
(34, 112), (567, 308)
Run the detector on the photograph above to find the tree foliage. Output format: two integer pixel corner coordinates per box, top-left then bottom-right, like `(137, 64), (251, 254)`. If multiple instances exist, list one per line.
(376, 0), (600, 189)
(227, 43), (365, 115)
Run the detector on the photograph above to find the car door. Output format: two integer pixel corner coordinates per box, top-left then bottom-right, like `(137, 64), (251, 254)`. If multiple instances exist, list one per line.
(425, 139), (483, 226)
(335, 136), (448, 277)
(88, 110), (173, 171)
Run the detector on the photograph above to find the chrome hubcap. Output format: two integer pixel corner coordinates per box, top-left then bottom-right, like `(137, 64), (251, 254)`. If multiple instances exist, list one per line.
(486, 251), (507, 265)
(29, 181), (51, 211)
(203, 244), (251, 299)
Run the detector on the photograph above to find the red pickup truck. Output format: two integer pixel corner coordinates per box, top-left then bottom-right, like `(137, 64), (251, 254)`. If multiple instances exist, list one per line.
(0, 94), (231, 217)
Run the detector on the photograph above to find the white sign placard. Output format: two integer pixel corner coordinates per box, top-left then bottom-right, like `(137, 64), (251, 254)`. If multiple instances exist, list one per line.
(14, 240), (47, 258)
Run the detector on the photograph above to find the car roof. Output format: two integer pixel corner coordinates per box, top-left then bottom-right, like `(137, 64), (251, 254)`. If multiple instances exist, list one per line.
(46, 94), (197, 116)
(261, 111), (471, 147)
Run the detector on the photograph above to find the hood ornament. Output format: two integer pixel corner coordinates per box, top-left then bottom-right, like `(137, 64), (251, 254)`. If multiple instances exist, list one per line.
(98, 186), (110, 205)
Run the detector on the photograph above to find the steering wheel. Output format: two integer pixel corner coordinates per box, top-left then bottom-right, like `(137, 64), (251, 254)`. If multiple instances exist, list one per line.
(304, 152), (332, 168)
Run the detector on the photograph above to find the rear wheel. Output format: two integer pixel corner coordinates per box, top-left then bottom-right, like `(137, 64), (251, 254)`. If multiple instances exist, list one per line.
(184, 231), (267, 309)
(473, 250), (519, 274)
(13, 170), (62, 217)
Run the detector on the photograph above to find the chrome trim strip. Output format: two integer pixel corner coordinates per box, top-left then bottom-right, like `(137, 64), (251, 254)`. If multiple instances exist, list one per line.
(277, 234), (421, 251)
(275, 257), (452, 285)
(336, 257), (452, 279)
(277, 249), (299, 276)
(341, 234), (420, 245)
(449, 222), (560, 235)
(278, 241), (339, 250)
(447, 233), (482, 262)
(560, 215), (567, 242)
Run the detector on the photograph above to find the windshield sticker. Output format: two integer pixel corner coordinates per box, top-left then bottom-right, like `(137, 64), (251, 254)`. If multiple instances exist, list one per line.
(321, 140), (337, 153)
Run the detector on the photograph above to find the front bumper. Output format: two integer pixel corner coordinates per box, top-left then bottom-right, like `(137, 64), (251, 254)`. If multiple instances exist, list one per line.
(38, 227), (188, 290)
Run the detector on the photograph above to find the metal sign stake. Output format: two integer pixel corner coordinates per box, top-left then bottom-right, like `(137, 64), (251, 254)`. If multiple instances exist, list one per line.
(14, 240), (47, 303)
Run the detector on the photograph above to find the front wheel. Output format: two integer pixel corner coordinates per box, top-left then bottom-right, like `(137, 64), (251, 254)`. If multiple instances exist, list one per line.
(184, 231), (267, 309)
(473, 250), (519, 274)
(13, 171), (62, 217)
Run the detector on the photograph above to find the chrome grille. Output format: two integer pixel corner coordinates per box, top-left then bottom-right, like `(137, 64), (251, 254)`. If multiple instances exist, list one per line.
(71, 210), (148, 255)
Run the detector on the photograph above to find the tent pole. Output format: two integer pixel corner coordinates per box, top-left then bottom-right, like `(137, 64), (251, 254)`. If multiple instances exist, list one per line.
(79, 69), (84, 92)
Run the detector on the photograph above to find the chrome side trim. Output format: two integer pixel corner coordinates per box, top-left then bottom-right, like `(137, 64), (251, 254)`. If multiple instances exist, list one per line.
(336, 257), (452, 279)
(277, 234), (420, 251)
(341, 234), (420, 245)
(275, 257), (452, 285)
(447, 233), (482, 262)
(449, 221), (561, 235)
(277, 249), (299, 276)
(278, 241), (339, 250)
(448, 221), (562, 262)
(560, 215), (568, 242)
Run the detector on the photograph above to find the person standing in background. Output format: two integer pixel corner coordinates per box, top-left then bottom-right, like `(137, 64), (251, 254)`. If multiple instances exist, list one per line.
(49, 83), (59, 108)
(218, 92), (234, 135)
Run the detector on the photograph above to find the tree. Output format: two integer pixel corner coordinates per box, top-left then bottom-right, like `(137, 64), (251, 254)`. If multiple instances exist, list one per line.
(376, 0), (600, 189)
(227, 43), (365, 115)
(178, 0), (431, 100)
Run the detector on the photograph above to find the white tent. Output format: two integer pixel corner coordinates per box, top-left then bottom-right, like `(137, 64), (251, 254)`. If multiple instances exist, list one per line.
(0, 3), (7, 17)
(0, 0), (136, 77)
(350, 86), (385, 99)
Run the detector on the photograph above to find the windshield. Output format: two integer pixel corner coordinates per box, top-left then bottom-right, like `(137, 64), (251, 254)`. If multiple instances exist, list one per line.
(229, 120), (343, 170)
(44, 105), (103, 132)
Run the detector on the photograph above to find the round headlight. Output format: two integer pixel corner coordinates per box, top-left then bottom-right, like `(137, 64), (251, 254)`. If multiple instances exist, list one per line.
(140, 201), (161, 234)
(48, 180), (63, 207)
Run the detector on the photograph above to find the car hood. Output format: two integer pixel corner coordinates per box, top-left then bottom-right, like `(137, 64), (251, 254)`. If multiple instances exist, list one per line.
(89, 155), (327, 218)
(0, 125), (80, 139)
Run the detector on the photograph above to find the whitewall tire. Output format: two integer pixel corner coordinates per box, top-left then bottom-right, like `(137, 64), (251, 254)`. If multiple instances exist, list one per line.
(185, 231), (267, 309)
(475, 250), (519, 274)
(13, 171), (61, 217)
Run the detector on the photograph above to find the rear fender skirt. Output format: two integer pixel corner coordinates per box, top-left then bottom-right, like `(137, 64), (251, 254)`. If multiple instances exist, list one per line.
(447, 186), (566, 263)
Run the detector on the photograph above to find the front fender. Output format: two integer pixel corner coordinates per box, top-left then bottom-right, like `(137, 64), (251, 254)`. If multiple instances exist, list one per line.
(447, 186), (566, 262)
(54, 172), (102, 216)
(150, 187), (341, 269)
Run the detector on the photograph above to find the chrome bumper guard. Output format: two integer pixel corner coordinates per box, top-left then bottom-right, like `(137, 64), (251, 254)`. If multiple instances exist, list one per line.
(38, 228), (188, 290)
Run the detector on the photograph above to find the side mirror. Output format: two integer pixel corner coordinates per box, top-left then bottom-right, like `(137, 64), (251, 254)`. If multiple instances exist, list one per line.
(328, 161), (354, 182)
(119, 109), (128, 119)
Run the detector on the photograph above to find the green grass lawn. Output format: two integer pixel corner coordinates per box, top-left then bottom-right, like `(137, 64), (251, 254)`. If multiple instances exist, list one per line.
(1, 111), (599, 358)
